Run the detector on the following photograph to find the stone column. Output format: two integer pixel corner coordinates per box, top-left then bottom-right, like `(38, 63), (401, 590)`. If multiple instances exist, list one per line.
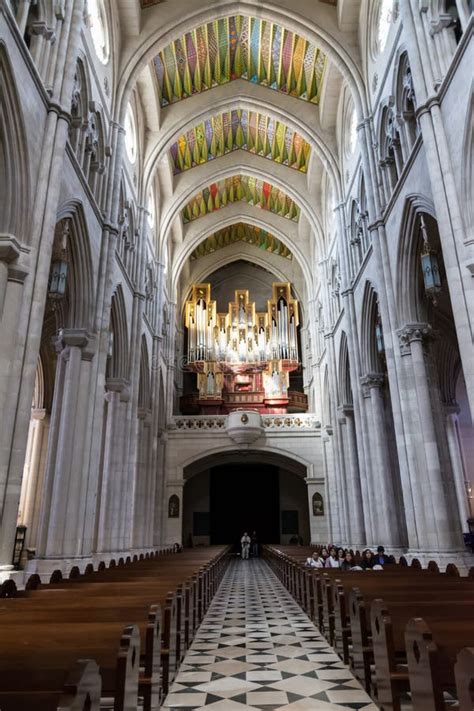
(0, 0), (85, 568)
(35, 329), (95, 559)
(339, 405), (365, 548)
(96, 378), (130, 553)
(360, 373), (401, 546)
(132, 408), (152, 549)
(445, 406), (471, 532)
(400, 1), (474, 411)
(398, 324), (462, 551)
(17, 409), (49, 551)
(322, 429), (338, 543)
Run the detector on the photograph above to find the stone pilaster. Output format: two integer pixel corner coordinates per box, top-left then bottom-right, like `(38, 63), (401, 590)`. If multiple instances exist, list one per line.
(397, 323), (462, 551)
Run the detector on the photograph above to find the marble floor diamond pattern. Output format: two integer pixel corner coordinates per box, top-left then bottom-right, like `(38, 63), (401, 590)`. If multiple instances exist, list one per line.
(162, 559), (377, 710)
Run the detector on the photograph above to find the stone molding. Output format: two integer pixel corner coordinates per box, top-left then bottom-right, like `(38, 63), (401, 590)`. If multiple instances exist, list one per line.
(0, 234), (21, 263)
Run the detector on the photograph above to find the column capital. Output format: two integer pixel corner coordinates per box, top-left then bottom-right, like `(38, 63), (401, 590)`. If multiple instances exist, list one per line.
(0, 234), (21, 263)
(444, 403), (461, 417)
(360, 372), (385, 390)
(105, 377), (130, 398)
(397, 322), (431, 355)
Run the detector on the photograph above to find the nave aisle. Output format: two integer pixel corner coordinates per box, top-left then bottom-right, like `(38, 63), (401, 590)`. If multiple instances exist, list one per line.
(163, 560), (376, 710)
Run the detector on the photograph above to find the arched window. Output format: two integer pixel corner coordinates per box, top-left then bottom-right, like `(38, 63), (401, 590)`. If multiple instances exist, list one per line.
(396, 52), (419, 156)
(69, 60), (88, 158)
(372, 0), (395, 57)
(345, 105), (358, 158)
(379, 105), (403, 199)
(124, 103), (137, 164)
(87, 0), (110, 64)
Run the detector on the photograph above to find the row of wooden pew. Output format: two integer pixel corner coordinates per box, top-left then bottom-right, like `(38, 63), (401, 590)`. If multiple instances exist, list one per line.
(263, 545), (474, 711)
(0, 545), (231, 711)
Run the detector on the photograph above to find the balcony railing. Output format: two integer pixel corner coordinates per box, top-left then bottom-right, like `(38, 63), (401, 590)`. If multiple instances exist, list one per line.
(171, 413), (320, 432)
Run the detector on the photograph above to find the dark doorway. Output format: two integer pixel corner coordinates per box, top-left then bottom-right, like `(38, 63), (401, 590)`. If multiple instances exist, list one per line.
(210, 463), (280, 547)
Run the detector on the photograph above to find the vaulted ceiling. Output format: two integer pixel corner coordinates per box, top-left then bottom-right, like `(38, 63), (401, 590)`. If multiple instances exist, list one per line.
(128, 1), (348, 299)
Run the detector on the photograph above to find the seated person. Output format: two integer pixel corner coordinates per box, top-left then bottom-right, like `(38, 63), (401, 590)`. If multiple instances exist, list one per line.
(305, 552), (323, 568)
(373, 545), (391, 566)
(360, 548), (375, 569)
(340, 551), (355, 571)
(325, 547), (340, 568)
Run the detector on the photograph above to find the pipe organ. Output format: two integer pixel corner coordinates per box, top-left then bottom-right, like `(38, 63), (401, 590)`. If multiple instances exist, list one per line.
(183, 283), (305, 414)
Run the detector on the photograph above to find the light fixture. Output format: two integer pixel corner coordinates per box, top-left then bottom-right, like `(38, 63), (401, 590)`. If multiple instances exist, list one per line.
(419, 214), (441, 305)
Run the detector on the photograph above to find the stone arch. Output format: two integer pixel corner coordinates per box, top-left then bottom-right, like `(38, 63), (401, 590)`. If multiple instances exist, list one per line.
(115, 3), (368, 128)
(322, 365), (331, 426)
(138, 335), (151, 411)
(461, 83), (474, 237)
(360, 280), (383, 375)
(393, 48), (418, 156)
(396, 194), (437, 325)
(68, 56), (91, 158)
(55, 202), (95, 331)
(108, 285), (129, 381)
(338, 332), (352, 406)
(181, 445), (310, 481)
(0, 42), (30, 240)
(172, 210), (315, 301)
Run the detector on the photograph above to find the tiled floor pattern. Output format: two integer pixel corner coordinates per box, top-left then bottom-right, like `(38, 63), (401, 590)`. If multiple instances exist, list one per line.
(162, 559), (377, 710)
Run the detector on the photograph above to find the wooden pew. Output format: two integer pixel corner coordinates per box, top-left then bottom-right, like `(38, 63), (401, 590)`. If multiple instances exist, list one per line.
(1, 545), (230, 709)
(0, 624), (140, 711)
(0, 659), (101, 711)
(371, 599), (474, 710)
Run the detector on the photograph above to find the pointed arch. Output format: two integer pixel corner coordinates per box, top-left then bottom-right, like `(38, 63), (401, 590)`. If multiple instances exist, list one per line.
(55, 201), (95, 331)
(338, 332), (352, 407)
(461, 83), (474, 237)
(0, 42), (30, 240)
(138, 335), (151, 411)
(360, 280), (383, 375)
(108, 285), (129, 381)
(396, 194), (437, 325)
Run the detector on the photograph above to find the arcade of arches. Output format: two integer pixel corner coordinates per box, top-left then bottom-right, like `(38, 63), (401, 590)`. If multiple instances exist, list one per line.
(0, 0), (473, 589)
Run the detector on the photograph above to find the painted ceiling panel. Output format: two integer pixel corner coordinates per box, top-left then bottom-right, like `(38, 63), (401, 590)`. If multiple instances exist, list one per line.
(170, 109), (311, 174)
(154, 16), (326, 107)
(190, 222), (293, 260)
(182, 175), (300, 224)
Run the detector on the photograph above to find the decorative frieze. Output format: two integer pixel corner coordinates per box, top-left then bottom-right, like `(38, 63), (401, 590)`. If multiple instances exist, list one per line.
(171, 413), (321, 433)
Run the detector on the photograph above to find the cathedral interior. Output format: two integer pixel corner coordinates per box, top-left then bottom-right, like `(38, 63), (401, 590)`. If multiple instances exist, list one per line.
(1, 1), (474, 709)
(1, 0), (474, 582)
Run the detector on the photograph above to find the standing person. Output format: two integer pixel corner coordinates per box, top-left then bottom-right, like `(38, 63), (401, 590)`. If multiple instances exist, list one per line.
(250, 531), (259, 558)
(241, 532), (251, 560)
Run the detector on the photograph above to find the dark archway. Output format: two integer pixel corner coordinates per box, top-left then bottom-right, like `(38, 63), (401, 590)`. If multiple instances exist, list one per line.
(182, 450), (310, 550)
(210, 463), (280, 546)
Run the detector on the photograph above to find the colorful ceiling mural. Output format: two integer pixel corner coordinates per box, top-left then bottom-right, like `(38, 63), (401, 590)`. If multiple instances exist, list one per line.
(154, 16), (326, 107)
(170, 110), (311, 175)
(190, 223), (293, 261)
(182, 175), (300, 224)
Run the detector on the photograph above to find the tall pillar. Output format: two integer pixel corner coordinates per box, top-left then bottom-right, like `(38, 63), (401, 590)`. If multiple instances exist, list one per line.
(360, 374), (401, 547)
(445, 406), (471, 532)
(339, 405), (365, 548)
(306, 478), (329, 544)
(96, 378), (130, 553)
(17, 409), (49, 551)
(35, 330), (96, 559)
(398, 324), (462, 551)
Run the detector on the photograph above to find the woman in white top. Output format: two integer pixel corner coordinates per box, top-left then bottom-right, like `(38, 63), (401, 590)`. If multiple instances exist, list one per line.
(305, 552), (323, 568)
(324, 547), (340, 568)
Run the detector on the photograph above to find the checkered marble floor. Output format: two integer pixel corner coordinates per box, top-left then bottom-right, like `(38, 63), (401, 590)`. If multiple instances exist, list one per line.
(162, 559), (377, 710)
